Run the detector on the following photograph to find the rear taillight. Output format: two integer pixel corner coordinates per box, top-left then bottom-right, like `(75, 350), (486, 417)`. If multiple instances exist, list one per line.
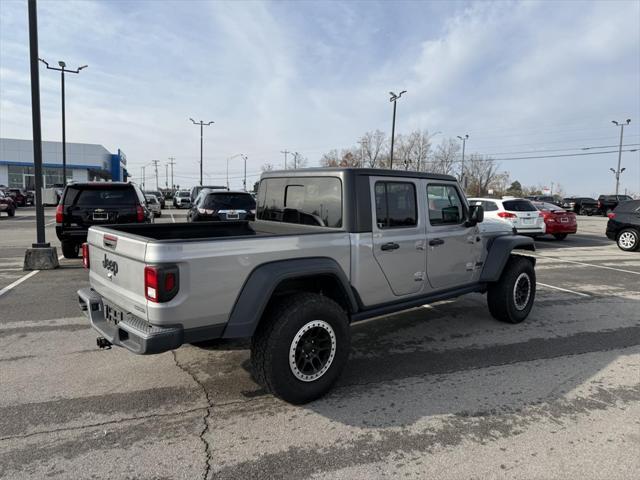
(136, 204), (144, 222)
(607, 212), (616, 219)
(497, 211), (517, 218)
(144, 265), (179, 303)
(56, 204), (63, 223)
(82, 243), (90, 269)
(597, 201), (602, 208)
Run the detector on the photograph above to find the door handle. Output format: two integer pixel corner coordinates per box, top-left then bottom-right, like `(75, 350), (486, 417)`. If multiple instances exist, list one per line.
(381, 242), (400, 251)
(429, 238), (445, 246)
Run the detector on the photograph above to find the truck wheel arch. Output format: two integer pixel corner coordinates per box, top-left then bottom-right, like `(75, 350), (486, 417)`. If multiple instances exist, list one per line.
(223, 257), (358, 339)
(479, 235), (536, 283)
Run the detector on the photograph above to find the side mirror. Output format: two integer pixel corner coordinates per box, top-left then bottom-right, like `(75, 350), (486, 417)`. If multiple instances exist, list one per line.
(467, 204), (484, 226)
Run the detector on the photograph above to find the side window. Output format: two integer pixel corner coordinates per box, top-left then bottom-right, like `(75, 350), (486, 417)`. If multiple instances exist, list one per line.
(375, 181), (417, 229)
(427, 184), (465, 225)
(484, 201), (498, 212)
(132, 185), (146, 205)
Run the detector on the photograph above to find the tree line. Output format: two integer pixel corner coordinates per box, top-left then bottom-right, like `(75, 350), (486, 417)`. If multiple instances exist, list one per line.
(258, 129), (563, 198)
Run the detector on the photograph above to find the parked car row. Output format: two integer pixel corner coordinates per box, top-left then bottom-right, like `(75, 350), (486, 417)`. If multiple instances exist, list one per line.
(0, 187), (34, 208)
(0, 190), (16, 216)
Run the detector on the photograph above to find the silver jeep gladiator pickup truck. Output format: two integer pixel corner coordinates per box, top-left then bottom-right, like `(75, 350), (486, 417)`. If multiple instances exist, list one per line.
(78, 168), (536, 403)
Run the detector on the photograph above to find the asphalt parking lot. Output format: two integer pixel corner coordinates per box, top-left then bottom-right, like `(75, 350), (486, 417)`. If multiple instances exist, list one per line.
(1, 208), (639, 479)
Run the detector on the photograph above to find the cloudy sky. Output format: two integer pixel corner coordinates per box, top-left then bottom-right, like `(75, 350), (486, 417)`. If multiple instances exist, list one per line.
(1, 0), (639, 195)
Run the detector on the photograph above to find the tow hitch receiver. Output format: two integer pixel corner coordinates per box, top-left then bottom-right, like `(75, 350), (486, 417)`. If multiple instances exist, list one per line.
(96, 337), (112, 350)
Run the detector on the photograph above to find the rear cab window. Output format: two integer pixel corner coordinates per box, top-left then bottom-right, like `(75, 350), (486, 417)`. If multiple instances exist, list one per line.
(257, 177), (343, 228)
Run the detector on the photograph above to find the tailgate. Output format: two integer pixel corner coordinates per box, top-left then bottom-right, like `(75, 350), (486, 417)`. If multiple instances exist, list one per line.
(87, 227), (149, 319)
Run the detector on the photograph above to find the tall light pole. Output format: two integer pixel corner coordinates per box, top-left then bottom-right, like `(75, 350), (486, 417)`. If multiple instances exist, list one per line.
(457, 134), (469, 189)
(167, 157), (176, 191)
(226, 154), (244, 189)
(280, 150), (290, 169)
(612, 119), (631, 195)
(241, 154), (248, 191)
(189, 118), (214, 186)
(389, 90), (407, 169)
(39, 58), (87, 186)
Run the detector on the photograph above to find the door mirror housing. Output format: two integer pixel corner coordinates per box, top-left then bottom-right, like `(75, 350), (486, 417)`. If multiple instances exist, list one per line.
(466, 204), (484, 227)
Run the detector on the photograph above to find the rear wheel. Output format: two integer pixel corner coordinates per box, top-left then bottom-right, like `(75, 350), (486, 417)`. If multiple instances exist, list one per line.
(617, 228), (639, 252)
(61, 241), (79, 258)
(553, 233), (568, 240)
(7, 206), (15, 217)
(251, 293), (350, 404)
(487, 256), (536, 324)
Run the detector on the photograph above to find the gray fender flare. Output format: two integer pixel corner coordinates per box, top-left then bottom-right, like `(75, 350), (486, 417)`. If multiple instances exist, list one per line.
(479, 235), (536, 282)
(222, 257), (358, 338)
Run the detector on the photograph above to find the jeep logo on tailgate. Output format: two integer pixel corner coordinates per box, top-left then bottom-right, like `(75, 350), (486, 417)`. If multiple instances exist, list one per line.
(102, 254), (118, 276)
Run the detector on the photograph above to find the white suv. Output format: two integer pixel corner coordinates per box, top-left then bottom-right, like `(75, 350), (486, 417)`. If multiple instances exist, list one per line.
(468, 197), (546, 236)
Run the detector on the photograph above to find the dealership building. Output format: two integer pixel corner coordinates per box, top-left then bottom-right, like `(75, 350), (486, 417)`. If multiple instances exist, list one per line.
(0, 138), (128, 189)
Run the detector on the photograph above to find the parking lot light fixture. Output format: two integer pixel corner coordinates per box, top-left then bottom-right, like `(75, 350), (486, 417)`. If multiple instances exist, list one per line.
(389, 90), (407, 169)
(39, 58), (88, 186)
(611, 119), (631, 195)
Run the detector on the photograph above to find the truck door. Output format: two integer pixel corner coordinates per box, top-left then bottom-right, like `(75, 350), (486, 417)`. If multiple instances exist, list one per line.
(425, 183), (479, 290)
(370, 177), (426, 296)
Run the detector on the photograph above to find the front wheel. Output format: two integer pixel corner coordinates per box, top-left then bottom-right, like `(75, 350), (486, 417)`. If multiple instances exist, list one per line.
(617, 229), (639, 252)
(7, 207), (15, 217)
(251, 293), (350, 404)
(487, 256), (536, 324)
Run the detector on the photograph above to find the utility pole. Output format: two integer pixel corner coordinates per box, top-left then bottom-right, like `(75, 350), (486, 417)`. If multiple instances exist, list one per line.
(241, 154), (248, 191)
(152, 159), (160, 190)
(140, 166), (145, 190)
(39, 58), (87, 186)
(292, 152), (300, 169)
(389, 90), (407, 169)
(167, 157), (175, 191)
(612, 119), (631, 195)
(457, 134), (469, 189)
(189, 118), (214, 186)
(280, 150), (290, 169)
(165, 164), (168, 189)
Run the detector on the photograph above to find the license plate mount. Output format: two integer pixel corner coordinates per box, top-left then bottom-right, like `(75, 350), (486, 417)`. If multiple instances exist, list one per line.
(104, 302), (124, 326)
(93, 212), (109, 221)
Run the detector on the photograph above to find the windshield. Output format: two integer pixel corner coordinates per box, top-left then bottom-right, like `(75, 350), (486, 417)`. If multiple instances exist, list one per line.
(203, 193), (255, 210)
(178, 192), (190, 198)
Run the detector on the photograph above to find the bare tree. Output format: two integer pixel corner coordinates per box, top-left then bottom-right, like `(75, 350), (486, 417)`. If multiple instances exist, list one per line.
(412, 130), (432, 172)
(359, 130), (387, 168)
(464, 155), (502, 196)
(431, 138), (460, 176)
(261, 162), (275, 172)
(320, 149), (341, 167)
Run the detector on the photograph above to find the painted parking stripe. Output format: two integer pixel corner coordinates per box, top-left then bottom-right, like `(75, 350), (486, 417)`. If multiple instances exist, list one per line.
(537, 282), (591, 297)
(535, 256), (640, 275)
(0, 254), (65, 298)
(171, 214), (175, 223)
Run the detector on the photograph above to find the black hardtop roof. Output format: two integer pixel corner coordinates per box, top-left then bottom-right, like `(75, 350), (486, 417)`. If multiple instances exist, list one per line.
(202, 189), (252, 195)
(262, 167), (457, 182)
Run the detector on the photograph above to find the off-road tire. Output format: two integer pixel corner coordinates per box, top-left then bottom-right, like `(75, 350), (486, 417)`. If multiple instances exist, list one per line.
(61, 241), (79, 258)
(487, 255), (536, 324)
(553, 233), (568, 240)
(616, 228), (639, 252)
(251, 292), (350, 404)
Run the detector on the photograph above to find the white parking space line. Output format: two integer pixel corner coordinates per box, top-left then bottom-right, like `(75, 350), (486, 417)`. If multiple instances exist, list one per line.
(537, 282), (591, 297)
(45, 220), (56, 226)
(535, 256), (640, 275)
(171, 213), (175, 223)
(0, 270), (39, 297)
(0, 254), (65, 298)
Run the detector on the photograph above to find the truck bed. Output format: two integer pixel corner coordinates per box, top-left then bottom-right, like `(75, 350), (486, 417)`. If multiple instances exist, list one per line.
(103, 220), (337, 242)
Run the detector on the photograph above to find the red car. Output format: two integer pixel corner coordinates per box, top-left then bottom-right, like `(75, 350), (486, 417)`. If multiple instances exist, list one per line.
(533, 202), (577, 240)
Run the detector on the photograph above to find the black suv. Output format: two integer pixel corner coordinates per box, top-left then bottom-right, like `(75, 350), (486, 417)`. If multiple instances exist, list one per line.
(56, 182), (152, 258)
(561, 197), (597, 215)
(597, 194), (633, 215)
(606, 200), (640, 251)
(187, 190), (256, 222)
